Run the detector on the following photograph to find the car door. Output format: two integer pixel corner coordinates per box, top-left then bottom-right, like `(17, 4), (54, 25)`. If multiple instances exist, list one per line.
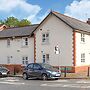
(27, 64), (34, 77)
(33, 64), (42, 78)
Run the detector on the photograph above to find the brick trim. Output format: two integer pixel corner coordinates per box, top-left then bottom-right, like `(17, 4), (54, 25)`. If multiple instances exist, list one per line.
(73, 31), (76, 66)
(34, 34), (36, 63)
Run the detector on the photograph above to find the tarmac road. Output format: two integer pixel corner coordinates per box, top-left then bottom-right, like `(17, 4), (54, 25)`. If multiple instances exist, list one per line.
(0, 77), (90, 90)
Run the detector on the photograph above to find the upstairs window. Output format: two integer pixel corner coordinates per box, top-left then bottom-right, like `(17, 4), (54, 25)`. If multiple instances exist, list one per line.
(42, 33), (49, 44)
(81, 53), (85, 63)
(81, 34), (85, 42)
(22, 37), (28, 47)
(7, 38), (10, 47)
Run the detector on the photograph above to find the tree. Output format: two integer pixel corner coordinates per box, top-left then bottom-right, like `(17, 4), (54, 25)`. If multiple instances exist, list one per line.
(0, 20), (4, 25)
(5, 17), (19, 27)
(0, 17), (31, 27)
(18, 19), (31, 27)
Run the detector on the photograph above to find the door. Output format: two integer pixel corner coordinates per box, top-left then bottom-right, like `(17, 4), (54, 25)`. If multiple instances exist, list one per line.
(33, 64), (42, 77)
(27, 64), (34, 77)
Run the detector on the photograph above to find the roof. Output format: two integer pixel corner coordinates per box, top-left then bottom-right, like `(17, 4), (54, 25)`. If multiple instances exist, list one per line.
(52, 11), (90, 32)
(0, 24), (38, 38)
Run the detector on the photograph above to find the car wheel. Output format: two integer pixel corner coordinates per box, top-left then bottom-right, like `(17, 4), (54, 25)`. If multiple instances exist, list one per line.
(55, 78), (58, 80)
(42, 74), (48, 80)
(23, 73), (28, 80)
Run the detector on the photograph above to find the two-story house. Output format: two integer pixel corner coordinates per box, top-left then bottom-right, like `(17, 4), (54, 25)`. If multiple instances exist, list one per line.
(0, 11), (90, 73)
(0, 24), (38, 66)
(33, 11), (90, 73)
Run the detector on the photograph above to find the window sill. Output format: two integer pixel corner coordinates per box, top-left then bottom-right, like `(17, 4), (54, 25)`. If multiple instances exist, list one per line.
(42, 42), (50, 45)
(80, 42), (85, 44)
(21, 45), (29, 48)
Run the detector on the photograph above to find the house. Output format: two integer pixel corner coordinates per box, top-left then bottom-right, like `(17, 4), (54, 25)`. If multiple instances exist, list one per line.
(0, 24), (8, 31)
(33, 11), (90, 73)
(0, 24), (38, 73)
(0, 11), (90, 73)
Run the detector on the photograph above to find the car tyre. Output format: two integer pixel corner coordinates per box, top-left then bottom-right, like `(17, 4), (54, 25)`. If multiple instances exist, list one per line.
(55, 78), (58, 80)
(42, 74), (48, 80)
(23, 73), (28, 80)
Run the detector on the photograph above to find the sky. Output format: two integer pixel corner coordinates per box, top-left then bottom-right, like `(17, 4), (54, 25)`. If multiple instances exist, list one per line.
(0, 0), (90, 24)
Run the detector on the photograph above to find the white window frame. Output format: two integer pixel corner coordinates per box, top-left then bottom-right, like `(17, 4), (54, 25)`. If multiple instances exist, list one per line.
(42, 54), (49, 64)
(42, 33), (49, 44)
(81, 33), (85, 42)
(81, 53), (85, 63)
(22, 37), (29, 47)
(22, 56), (28, 65)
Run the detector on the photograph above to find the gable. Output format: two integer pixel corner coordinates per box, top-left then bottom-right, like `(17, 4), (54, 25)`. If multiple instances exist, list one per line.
(34, 13), (73, 34)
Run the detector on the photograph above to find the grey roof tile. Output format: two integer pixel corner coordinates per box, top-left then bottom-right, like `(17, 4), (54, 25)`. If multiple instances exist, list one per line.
(0, 24), (38, 38)
(52, 11), (90, 32)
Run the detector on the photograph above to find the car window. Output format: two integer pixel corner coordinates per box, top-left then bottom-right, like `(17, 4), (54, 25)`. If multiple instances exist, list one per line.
(27, 64), (33, 69)
(33, 64), (41, 70)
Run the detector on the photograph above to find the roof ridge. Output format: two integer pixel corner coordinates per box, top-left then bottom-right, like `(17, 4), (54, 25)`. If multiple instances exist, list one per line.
(52, 11), (90, 26)
(5, 24), (39, 30)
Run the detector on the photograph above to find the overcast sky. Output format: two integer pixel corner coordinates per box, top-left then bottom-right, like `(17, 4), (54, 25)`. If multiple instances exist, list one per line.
(0, 0), (90, 24)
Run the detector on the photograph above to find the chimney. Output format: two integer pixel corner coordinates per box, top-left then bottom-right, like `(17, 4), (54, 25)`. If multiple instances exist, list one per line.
(87, 18), (90, 25)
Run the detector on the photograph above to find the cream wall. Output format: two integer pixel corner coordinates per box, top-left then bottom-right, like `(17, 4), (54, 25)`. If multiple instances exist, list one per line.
(35, 15), (73, 66)
(76, 32), (90, 66)
(0, 37), (34, 65)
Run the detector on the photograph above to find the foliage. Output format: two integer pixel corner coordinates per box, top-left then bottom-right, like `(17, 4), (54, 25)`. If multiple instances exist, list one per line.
(18, 19), (31, 27)
(0, 17), (31, 27)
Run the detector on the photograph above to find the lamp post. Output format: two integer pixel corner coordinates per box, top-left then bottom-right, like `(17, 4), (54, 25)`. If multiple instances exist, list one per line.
(54, 44), (60, 72)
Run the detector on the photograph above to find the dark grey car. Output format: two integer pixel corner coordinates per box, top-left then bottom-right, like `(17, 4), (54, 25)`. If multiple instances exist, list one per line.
(23, 63), (61, 80)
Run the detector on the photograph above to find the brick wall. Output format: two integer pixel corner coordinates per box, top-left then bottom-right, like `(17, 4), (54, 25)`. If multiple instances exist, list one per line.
(0, 64), (23, 75)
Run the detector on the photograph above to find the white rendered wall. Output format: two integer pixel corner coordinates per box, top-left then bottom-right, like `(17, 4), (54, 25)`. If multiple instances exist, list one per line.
(35, 15), (73, 66)
(76, 32), (90, 66)
(0, 37), (34, 65)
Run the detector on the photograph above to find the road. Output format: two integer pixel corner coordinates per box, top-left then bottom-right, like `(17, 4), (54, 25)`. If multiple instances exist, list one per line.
(0, 77), (90, 90)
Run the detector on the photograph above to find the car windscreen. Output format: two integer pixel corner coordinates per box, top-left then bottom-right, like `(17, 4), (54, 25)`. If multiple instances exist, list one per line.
(0, 68), (8, 72)
(40, 64), (54, 70)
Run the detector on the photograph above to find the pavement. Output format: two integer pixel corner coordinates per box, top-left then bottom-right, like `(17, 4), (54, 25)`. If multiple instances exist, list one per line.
(9, 71), (90, 79)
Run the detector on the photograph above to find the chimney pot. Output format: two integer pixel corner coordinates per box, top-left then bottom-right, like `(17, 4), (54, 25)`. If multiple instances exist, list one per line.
(87, 18), (90, 25)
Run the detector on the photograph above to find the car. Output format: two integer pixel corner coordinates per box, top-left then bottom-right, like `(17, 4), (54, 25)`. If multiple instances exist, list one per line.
(22, 63), (61, 80)
(0, 66), (10, 77)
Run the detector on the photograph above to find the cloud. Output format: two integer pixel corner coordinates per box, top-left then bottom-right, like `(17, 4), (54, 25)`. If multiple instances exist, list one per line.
(28, 10), (49, 24)
(0, 0), (41, 23)
(64, 0), (90, 21)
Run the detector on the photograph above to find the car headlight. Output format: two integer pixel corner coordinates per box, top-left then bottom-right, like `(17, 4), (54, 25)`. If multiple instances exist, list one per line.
(46, 70), (52, 73)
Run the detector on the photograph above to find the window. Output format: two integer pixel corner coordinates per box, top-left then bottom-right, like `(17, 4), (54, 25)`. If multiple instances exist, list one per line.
(33, 64), (41, 70)
(43, 55), (45, 63)
(42, 33), (49, 44)
(7, 38), (10, 47)
(81, 53), (85, 62)
(7, 56), (10, 64)
(81, 34), (85, 42)
(22, 37), (28, 46)
(22, 56), (28, 65)
(42, 54), (49, 63)
(27, 64), (33, 69)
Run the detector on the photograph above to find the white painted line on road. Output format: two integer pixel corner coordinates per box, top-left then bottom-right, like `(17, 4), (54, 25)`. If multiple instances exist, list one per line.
(5, 79), (19, 82)
(0, 81), (25, 85)
(44, 80), (69, 83)
(76, 80), (90, 84)
(41, 83), (90, 88)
